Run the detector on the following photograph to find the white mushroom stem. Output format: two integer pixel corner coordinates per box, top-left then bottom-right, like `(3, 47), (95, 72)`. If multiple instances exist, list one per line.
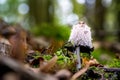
(75, 46), (81, 70)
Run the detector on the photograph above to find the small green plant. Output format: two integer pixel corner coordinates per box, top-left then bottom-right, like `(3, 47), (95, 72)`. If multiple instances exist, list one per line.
(43, 55), (52, 60)
(32, 51), (41, 59)
(54, 49), (77, 72)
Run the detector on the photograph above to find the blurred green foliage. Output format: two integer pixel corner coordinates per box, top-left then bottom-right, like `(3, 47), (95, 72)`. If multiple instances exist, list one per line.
(109, 59), (120, 68)
(30, 23), (70, 40)
(92, 48), (115, 65)
(71, 0), (85, 17)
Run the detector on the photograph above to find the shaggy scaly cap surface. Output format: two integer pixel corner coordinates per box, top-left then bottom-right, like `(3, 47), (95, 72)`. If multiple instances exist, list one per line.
(69, 23), (93, 48)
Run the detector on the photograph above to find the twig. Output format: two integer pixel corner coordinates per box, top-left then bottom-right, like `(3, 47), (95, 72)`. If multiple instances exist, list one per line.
(54, 69), (72, 80)
(71, 59), (98, 80)
(100, 67), (120, 72)
(40, 56), (58, 73)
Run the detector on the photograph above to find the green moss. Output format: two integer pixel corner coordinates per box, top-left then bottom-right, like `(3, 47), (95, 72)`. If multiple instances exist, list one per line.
(91, 48), (114, 65)
(109, 59), (120, 68)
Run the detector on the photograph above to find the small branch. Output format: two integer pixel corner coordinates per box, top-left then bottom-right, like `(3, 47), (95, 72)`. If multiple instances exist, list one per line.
(71, 64), (89, 80)
(40, 56), (58, 73)
(71, 59), (98, 80)
(55, 69), (72, 80)
(100, 67), (120, 72)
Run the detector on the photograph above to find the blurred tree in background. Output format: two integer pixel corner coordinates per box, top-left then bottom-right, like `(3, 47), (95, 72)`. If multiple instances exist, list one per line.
(85, 0), (106, 41)
(112, 0), (120, 42)
(29, 0), (54, 24)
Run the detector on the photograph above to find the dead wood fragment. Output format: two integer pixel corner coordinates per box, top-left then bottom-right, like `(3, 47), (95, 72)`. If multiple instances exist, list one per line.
(40, 56), (58, 73)
(9, 26), (27, 62)
(71, 59), (99, 80)
(0, 56), (58, 80)
(0, 38), (12, 56)
(100, 67), (120, 72)
(54, 69), (72, 80)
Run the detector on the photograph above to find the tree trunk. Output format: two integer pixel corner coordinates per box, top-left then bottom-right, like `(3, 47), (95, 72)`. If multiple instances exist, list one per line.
(112, 0), (120, 42)
(28, 0), (54, 25)
(85, 0), (106, 41)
